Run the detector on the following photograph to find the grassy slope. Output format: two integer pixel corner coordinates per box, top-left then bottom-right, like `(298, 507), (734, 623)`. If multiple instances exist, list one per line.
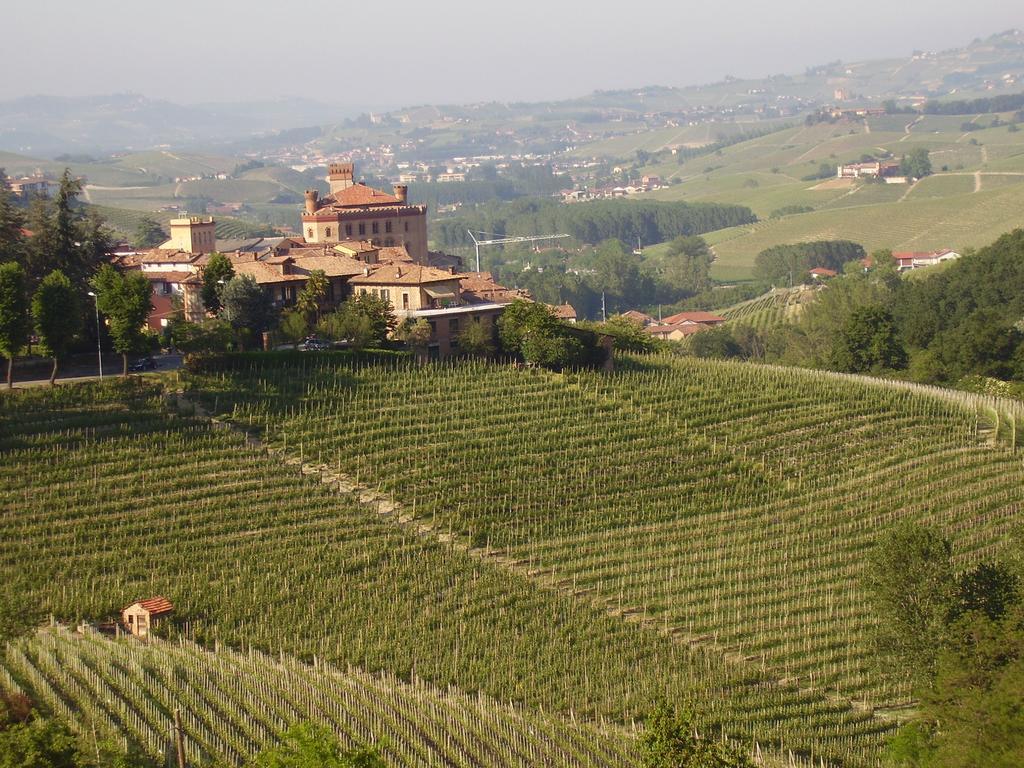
(603, 114), (1024, 280)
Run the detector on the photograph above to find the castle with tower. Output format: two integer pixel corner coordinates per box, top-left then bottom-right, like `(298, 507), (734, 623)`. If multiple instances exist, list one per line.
(301, 163), (429, 263)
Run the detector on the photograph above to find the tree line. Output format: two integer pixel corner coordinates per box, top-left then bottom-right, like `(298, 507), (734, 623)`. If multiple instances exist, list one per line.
(0, 169), (158, 384)
(688, 230), (1024, 391)
(431, 197), (756, 251)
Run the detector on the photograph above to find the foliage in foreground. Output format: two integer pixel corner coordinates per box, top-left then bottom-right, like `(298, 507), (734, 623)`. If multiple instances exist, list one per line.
(866, 523), (1024, 767)
(640, 702), (755, 768)
(251, 724), (383, 768)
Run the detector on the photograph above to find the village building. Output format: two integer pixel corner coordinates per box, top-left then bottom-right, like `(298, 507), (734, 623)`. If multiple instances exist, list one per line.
(644, 310), (726, 341)
(8, 175), (57, 200)
(161, 216), (218, 253)
(111, 164), (524, 357)
(892, 249), (961, 271)
(121, 597), (173, 638)
(837, 161), (904, 181)
(552, 304), (578, 323)
(660, 310), (726, 327)
(620, 310), (655, 326)
(808, 267), (838, 280)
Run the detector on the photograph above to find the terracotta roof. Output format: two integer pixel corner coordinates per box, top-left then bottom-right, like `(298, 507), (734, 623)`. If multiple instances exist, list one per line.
(288, 255), (367, 278)
(128, 596), (174, 616)
(552, 303), (577, 320)
(140, 271), (194, 283)
(808, 267), (838, 277)
(233, 262), (308, 284)
(349, 264), (460, 286)
(376, 246), (415, 265)
(892, 249), (955, 259)
(621, 310), (654, 324)
(646, 323), (706, 336)
(321, 183), (401, 208)
(456, 271), (529, 304)
(661, 310), (725, 326)
(140, 250), (201, 265)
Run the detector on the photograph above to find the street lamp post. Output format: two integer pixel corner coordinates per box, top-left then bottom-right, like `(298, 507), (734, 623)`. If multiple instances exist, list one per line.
(87, 291), (103, 380)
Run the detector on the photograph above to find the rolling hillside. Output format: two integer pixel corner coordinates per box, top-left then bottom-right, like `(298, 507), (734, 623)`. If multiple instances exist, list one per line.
(0, 377), (883, 767)
(182, 354), (1024, 764)
(629, 113), (1024, 280)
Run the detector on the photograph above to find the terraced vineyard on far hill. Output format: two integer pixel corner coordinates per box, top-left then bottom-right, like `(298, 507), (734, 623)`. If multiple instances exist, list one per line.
(720, 286), (821, 331)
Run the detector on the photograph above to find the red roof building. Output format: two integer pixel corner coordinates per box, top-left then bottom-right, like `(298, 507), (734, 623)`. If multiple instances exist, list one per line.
(121, 596), (174, 638)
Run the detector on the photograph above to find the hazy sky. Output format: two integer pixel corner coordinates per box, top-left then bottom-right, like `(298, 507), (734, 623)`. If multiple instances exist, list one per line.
(5, 1), (1022, 106)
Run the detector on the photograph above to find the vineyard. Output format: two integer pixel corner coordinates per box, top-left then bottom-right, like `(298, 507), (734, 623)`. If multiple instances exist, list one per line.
(1, 626), (638, 767)
(4, 359), (1023, 766)
(720, 286), (821, 331)
(85, 204), (275, 242)
(0, 378), (874, 767)
(186, 353), (1024, 764)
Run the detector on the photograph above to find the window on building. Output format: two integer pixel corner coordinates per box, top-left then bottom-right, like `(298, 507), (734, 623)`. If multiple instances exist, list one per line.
(449, 318), (459, 333)
(307, 227), (313, 238)
(427, 320), (436, 336)
(358, 223), (366, 236)
(372, 222), (379, 234)
(385, 238), (394, 247)
(402, 292), (409, 309)
(345, 224), (352, 237)
(404, 222), (409, 232)
(385, 221), (392, 233)
(325, 227), (332, 238)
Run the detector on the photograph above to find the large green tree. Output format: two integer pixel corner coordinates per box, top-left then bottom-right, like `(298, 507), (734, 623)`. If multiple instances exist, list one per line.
(251, 723), (384, 768)
(22, 170), (108, 289)
(132, 216), (166, 249)
(660, 236), (713, 296)
(640, 702), (755, 768)
(220, 274), (272, 350)
(295, 269), (329, 324)
(0, 172), (25, 265)
(865, 523), (956, 688)
(900, 148), (932, 179)
(318, 293), (394, 350)
(201, 252), (235, 314)
(829, 305), (907, 373)
(91, 265), (153, 376)
(0, 263), (31, 388)
(31, 270), (80, 385)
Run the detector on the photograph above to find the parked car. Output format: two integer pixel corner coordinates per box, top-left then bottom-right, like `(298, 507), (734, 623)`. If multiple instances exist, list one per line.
(299, 337), (331, 352)
(128, 357), (157, 372)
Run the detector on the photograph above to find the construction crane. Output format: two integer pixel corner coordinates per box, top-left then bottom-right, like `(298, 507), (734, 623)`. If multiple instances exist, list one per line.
(466, 230), (570, 272)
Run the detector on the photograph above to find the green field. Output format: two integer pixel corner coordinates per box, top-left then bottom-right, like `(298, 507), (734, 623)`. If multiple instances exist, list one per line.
(701, 181), (1024, 281)
(613, 112), (1024, 279)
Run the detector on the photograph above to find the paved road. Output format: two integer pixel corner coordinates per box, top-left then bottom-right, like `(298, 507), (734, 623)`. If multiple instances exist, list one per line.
(7, 354), (182, 389)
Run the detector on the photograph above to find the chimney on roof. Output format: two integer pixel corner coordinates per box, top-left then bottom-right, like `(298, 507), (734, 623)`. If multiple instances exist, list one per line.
(304, 189), (319, 215)
(363, 267), (370, 276)
(328, 162), (354, 194)
(393, 184), (408, 203)
(396, 267), (402, 278)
